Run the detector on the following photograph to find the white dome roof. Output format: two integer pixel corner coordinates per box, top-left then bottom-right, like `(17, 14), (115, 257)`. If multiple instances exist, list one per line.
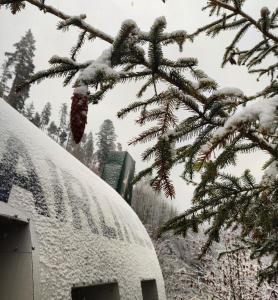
(0, 99), (166, 300)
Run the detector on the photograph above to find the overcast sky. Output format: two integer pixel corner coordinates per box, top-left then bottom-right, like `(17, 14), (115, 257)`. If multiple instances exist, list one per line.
(1, 0), (277, 211)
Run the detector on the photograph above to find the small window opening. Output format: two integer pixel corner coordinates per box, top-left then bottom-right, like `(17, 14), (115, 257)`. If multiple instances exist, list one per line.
(71, 282), (120, 300)
(141, 279), (159, 300)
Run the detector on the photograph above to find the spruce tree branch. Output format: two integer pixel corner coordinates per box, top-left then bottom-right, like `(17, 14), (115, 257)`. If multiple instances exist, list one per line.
(189, 12), (236, 38)
(118, 70), (153, 80)
(25, 0), (114, 44)
(160, 183), (264, 236)
(3, 0), (215, 111)
(155, 68), (208, 104)
(211, 0), (278, 43)
(243, 131), (278, 158)
(130, 54), (210, 105)
(4, 0), (213, 109)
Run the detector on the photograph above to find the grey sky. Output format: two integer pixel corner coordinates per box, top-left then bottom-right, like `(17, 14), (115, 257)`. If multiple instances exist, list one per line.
(1, 0), (276, 211)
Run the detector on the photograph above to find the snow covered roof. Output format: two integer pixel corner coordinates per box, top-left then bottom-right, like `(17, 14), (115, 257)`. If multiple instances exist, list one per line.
(0, 99), (166, 300)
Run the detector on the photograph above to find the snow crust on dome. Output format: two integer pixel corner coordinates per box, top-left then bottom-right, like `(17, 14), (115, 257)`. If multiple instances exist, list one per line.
(0, 100), (166, 300)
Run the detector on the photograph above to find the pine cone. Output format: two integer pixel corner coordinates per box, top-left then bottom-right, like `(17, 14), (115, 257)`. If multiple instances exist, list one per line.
(70, 87), (88, 144)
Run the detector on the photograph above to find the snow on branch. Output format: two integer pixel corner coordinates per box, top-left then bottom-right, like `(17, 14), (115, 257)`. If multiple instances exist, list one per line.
(198, 95), (278, 165)
(212, 96), (278, 140)
(49, 55), (78, 66)
(211, 87), (244, 97)
(25, 0), (114, 43)
(76, 48), (119, 86)
(57, 14), (87, 30)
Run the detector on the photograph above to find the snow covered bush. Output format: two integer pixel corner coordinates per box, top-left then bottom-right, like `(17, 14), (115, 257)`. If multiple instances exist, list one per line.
(150, 228), (278, 299)
(132, 178), (177, 226)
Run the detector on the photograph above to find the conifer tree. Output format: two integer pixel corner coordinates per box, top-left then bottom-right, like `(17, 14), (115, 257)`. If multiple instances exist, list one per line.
(5, 29), (35, 111)
(58, 103), (69, 146)
(23, 101), (35, 121)
(40, 102), (52, 130)
(96, 119), (116, 173)
(0, 58), (13, 98)
(47, 121), (58, 139)
(31, 111), (41, 128)
(3, 0), (278, 284)
(58, 103), (68, 132)
(83, 131), (94, 167)
(59, 130), (68, 146)
(66, 133), (87, 162)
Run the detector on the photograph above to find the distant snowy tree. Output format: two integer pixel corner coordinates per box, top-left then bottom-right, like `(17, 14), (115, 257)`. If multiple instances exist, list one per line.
(96, 119), (116, 173)
(0, 58), (13, 98)
(59, 130), (68, 147)
(47, 121), (58, 139)
(66, 131), (87, 163)
(58, 103), (68, 128)
(3, 0), (278, 284)
(74, 133), (87, 162)
(18, 97), (96, 170)
(83, 131), (94, 167)
(23, 101), (35, 121)
(58, 103), (69, 146)
(65, 131), (75, 152)
(5, 29), (35, 111)
(31, 111), (41, 128)
(40, 102), (52, 130)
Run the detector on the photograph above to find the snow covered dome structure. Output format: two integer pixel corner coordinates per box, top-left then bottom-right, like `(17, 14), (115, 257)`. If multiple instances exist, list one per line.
(0, 100), (166, 300)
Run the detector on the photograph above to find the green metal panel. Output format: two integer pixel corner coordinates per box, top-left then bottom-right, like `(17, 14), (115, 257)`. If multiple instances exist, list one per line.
(101, 151), (135, 204)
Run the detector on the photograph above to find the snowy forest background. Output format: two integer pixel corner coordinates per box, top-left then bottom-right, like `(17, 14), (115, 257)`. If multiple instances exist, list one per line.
(1, 0), (278, 299)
